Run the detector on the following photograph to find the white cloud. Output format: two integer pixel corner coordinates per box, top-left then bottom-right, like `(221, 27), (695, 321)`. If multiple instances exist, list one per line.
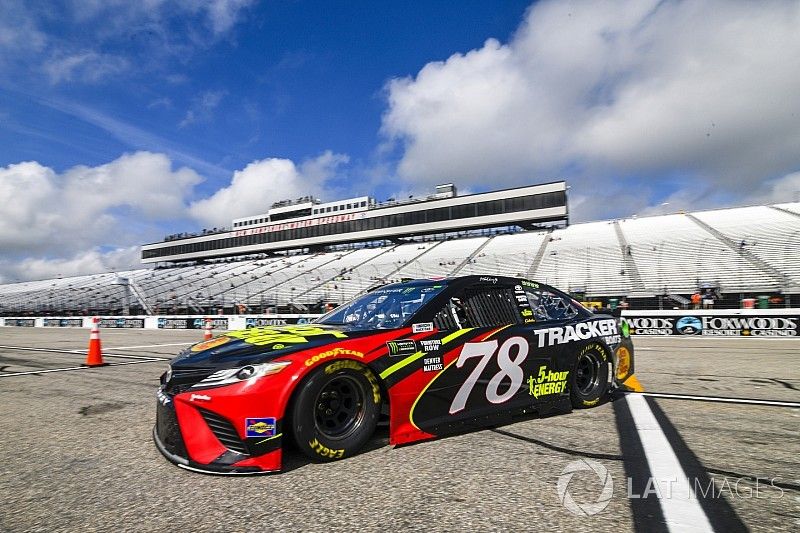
(0, 0), (47, 53)
(1, 0), (256, 85)
(758, 171), (800, 205)
(383, 0), (800, 218)
(0, 149), (353, 282)
(43, 51), (130, 84)
(0, 247), (142, 284)
(41, 98), (230, 180)
(0, 152), (201, 256)
(66, 0), (254, 39)
(206, 0), (255, 36)
(189, 151), (349, 227)
(179, 90), (226, 128)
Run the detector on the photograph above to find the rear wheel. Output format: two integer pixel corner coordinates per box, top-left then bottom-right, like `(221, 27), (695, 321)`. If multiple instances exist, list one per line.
(289, 360), (381, 461)
(570, 342), (611, 408)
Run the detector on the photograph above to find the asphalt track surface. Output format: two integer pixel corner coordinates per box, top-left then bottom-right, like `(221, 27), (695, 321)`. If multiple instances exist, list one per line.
(0, 328), (797, 532)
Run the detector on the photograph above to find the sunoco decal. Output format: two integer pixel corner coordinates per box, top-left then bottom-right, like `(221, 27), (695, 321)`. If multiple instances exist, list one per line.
(245, 417), (277, 438)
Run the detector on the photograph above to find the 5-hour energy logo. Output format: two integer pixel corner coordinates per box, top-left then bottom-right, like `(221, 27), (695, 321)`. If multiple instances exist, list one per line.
(528, 365), (569, 399)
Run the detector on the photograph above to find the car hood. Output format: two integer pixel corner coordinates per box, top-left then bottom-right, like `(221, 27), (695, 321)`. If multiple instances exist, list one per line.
(169, 323), (377, 369)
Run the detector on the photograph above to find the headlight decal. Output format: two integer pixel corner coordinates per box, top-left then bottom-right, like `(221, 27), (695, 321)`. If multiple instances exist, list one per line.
(192, 361), (291, 388)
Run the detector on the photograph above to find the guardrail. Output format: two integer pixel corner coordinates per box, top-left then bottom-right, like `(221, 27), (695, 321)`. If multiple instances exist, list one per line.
(0, 314), (323, 330)
(4, 310), (798, 338)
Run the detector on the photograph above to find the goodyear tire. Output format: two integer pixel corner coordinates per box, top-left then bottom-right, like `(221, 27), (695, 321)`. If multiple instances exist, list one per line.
(289, 360), (381, 462)
(570, 342), (611, 409)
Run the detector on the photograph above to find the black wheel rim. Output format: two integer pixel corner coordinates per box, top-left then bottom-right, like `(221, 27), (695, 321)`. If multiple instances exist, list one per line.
(575, 350), (601, 396)
(314, 375), (366, 440)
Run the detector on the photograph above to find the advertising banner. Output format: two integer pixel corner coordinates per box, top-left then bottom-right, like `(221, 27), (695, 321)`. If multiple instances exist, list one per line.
(623, 313), (799, 337)
(4, 319), (36, 327)
(99, 318), (146, 329)
(244, 316), (313, 328)
(43, 318), (85, 327)
(157, 317), (230, 329)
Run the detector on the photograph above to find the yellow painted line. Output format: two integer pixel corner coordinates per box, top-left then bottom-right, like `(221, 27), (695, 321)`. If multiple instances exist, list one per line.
(253, 432), (282, 445)
(379, 328), (474, 379)
(622, 375), (644, 392)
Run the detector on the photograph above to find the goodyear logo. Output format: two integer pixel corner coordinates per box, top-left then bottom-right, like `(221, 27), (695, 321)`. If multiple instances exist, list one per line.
(245, 417), (277, 438)
(304, 347), (364, 367)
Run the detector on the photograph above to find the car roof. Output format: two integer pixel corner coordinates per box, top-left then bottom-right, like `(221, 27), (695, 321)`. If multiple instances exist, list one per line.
(381, 275), (546, 290)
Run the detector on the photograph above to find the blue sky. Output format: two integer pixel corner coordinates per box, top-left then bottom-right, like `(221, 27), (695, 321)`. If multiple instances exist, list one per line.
(0, 0), (799, 281)
(1, 1), (531, 194)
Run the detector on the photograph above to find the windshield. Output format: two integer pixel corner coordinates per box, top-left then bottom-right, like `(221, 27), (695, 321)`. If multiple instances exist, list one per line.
(315, 283), (447, 330)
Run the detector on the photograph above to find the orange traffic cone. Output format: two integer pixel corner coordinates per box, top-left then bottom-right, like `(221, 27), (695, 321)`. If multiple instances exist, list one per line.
(204, 317), (213, 341)
(82, 317), (108, 367)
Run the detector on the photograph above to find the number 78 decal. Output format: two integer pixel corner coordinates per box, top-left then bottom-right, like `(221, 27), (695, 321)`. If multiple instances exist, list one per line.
(449, 336), (528, 414)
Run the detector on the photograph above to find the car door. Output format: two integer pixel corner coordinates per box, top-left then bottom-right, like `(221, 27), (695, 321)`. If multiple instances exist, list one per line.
(411, 280), (565, 432)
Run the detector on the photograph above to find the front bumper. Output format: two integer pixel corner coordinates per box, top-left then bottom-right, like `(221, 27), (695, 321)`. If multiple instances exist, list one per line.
(154, 386), (283, 475)
(152, 426), (272, 475)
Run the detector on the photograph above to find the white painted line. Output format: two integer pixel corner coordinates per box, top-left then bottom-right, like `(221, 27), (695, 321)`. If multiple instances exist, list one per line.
(0, 358), (165, 377)
(67, 349), (170, 360)
(0, 345), (168, 360)
(631, 391), (800, 409)
(625, 394), (714, 533)
(103, 342), (194, 350)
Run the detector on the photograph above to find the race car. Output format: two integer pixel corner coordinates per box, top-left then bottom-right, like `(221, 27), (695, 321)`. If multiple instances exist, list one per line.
(153, 275), (635, 474)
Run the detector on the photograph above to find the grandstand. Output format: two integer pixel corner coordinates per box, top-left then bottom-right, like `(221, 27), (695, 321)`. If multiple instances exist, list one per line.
(1, 183), (798, 315)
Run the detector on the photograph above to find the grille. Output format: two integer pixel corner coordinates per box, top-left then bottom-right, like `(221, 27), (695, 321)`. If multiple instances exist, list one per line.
(156, 400), (187, 458)
(199, 409), (249, 456)
(165, 367), (215, 394)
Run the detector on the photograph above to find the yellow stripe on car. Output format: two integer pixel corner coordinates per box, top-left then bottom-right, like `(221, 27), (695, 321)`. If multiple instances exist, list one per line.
(253, 432), (283, 445)
(379, 328), (474, 380)
(408, 324), (511, 430)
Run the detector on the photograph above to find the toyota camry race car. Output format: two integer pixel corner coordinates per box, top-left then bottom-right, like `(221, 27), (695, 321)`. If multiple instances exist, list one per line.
(154, 275), (635, 474)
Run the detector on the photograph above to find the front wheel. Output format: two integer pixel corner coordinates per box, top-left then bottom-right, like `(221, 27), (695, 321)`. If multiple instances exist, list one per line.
(289, 360), (381, 462)
(570, 342), (611, 408)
